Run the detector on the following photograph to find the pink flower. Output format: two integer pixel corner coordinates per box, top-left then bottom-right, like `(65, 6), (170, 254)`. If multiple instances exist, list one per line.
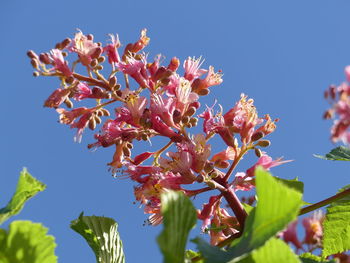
(131, 152), (154, 165)
(183, 56), (207, 81)
(56, 107), (93, 142)
(280, 221), (302, 249)
(122, 28), (149, 55)
(69, 30), (101, 66)
(246, 154), (291, 178)
(224, 94), (263, 143)
(302, 210), (324, 245)
(192, 66), (223, 93)
(232, 172), (254, 191)
(104, 34), (121, 64)
(159, 150), (196, 183)
(150, 94), (178, 128)
(174, 78), (199, 114)
(198, 195), (221, 231)
(73, 83), (92, 101)
(49, 49), (72, 77)
(93, 120), (139, 148)
(44, 88), (71, 108)
(209, 207), (239, 246)
(117, 55), (149, 88)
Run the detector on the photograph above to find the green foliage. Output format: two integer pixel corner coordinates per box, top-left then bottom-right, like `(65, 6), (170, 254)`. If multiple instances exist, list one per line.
(70, 213), (125, 263)
(314, 146), (350, 161)
(157, 191), (197, 263)
(322, 185), (350, 257)
(0, 168), (46, 225)
(299, 253), (336, 263)
(238, 238), (300, 263)
(274, 177), (304, 194)
(185, 250), (204, 263)
(194, 167), (303, 263)
(0, 221), (57, 263)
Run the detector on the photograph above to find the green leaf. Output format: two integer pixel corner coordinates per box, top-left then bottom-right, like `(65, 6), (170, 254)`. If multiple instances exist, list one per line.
(0, 220), (57, 263)
(238, 238), (300, 263)
(185, 250), (204, 263)
(0, 168), (46, 225)
(70, 213), (125, 263)
(322, 185), (350, 257)
(299, 253), (337, 263)
(194, 168), (303, 262)
(274, 177), (304, 194)
(314, 146), (350, 161)
(157, 191), (197, 263)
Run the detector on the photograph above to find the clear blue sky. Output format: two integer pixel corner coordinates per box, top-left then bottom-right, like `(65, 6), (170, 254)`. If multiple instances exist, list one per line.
(1, 1), (350, 262)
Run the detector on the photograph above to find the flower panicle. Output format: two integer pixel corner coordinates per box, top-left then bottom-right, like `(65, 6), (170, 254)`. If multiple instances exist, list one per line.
(28, 29), (285, 246)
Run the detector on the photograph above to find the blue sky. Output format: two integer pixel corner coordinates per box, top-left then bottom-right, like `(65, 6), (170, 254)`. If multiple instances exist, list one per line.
(1, 0), (350, 262)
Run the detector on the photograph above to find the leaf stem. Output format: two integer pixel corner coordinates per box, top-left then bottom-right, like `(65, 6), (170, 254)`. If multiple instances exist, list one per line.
(299, 187), (350, 215)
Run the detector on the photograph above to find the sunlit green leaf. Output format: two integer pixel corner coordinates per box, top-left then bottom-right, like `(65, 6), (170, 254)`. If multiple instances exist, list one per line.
(194, 168), (303, 262)
(157, 191), (197, 263)
(300, 253), (336, 263)
(185, 250), (204, 263)
(314, 146), (350, 161)
(322, 185), (350, 257)
(70, 213), (125, 263)
(0, 168), (46, 225)
(0, 220), (57, 263)
(238, 238), (300, 263)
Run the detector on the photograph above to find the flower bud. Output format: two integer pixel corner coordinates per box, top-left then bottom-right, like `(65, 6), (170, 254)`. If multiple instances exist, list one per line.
(197, 88), (210, 96)
(182, 116), (190, 124)
(254, 148), (262, 157)
(196, 174), (205, 183)
(98, 56), (106, 63)
(95, 65), (103, 71)
(39, 53), (51, 64)
(189, 117), (198, 126)
(214, 160), (230, 169)
(27, 50), (38, 59)
(204, 162), (214, 173)
(141, 134), (148, 141)
(90, 59), (98, 68)
(167, 57), (180, 71)
(127, 142), (133, 149)
(100, 108), (110, 116)
(60, 38), (71, 49)
(55, 43), (62, 50)
(185, 106), (196, 117)
(88, 117), (96, 130)
(31, 59), (39, 69)
(256, 140), (271, 147)
(65, 76), (74, 84)
(62, 51), (68, 57)
(91, 47), (103, 59)
(173, 110), (182, 124)
(33, 71), (40, 77)
(109, 76), (117, 88)
(251, 131), (264, 142)
(94, 115), (102, 124)
(87, 34), (94, 41)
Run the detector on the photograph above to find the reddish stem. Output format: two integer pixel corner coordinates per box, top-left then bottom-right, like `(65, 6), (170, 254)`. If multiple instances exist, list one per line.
(299, 187), (350, 215)
(73, 73), (111, 90)
(221, 186), (248, 229)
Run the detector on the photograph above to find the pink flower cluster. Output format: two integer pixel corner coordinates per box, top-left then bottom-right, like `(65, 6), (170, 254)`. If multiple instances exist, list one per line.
(281, 211), (350, 262)
(324, 66), (350, 144)
(28, 29), (286, 246)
